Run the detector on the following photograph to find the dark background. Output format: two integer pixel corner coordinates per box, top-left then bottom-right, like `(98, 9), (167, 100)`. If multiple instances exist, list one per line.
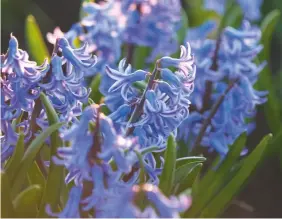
(1, 0), (282, 217)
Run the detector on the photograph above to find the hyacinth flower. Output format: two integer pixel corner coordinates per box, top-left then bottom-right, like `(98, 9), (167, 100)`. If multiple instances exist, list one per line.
(178, 20), (267, 156)
(101, 58), (149, 112)
(122, 0), (182, 62)
(52, 104), (139, 185)
(98, 183), (191, 218)
(46, 186), (83, 218)
(204, 0), (263, 21)
(47, 104), (192, 217)
(101, 43), (196, 150)
(47, 0), (183, 76)
(1, 35), (49, 120)
(47, 0), (123, 75)
(1, 35), (48, 163)
(39, 37), (95, 116)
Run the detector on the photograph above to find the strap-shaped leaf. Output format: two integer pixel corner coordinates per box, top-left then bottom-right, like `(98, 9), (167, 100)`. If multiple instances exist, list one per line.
(13, 185), (42, 218)
(186, 132), (247, 217)
(159, 135), (177, 196)
(133, 46), (151, 70)
(197, 132), (247, 195)
(11, 112), (23, 132)
(27, 161), (46, 189)
(199, 134), (272, 218)
(38, 93), (66, 217)
(89, 74), (103, 103)
(183, 0), (221, 27)
(25, 15), (50, 64)
(177, 9), (189, 44)
(175, 163), (203, 195)
(11, 122), (64, 198)
(135, 150), (146, 185)
(176, 156), (206, 169)
(257, 10), (281, 133)
(1, 171), (15, 218)
(5, 133), (25, 181)
(174, 162), (201, 185)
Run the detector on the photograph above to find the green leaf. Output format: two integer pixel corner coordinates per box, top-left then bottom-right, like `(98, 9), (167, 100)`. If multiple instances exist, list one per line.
(25, 15), (50, 64)
(38, 93), (66, 217)
(13, 185), (42, 218)
(197, 132), (247, 195)
(176, 139), (189, 158)
(159, 135), (177, 196)
(11, 122), (64, 198)
(11, 112), (23, 132)
(133, 46), (151, 70)
(89, 74), (103, 103)
(5, 133), (25, 181)
(175, 163), (203, 195)
(141, 146), (159, 155)
(217, 0), (242, 34)
(184, 0), (221, 27)
(266, 128), (282, 164)
(1, 171), (15, 218)
(186, 132), (247, 217)
(260, 10), (281, 62)
(133, 81), (147, 92)
(174, 162), (202, 185)
(135, 150), (146, 184)
(176, 156), (206, 169)
(257, 10), (281, 133)
(177, 9), (189, 44)
(199, 134), (272, 218)
(28, 161), (46, 189)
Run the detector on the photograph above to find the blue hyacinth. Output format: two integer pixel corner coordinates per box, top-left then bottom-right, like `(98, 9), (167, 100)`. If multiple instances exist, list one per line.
(204, 0), (263, 21)
(122, 0), (182, 62)
(47, 0), (123, 75)
(47, 0), (182, 75)
(1, 0), (276, 218)
(47, 104), (191, 217)
(39, 37), (95, 116)
(1, 35), (48, 120)
(98, 183), (191, 218)
(0, 35), (96, 164)
(101, 43), (196, 149)
(1, 35), (48, 163)
(178, 20), (267, 156)
(52, 104), (139, 185)
(46, 186), (83, 218)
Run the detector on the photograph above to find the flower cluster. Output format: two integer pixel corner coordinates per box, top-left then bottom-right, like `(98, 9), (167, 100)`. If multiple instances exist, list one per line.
(0, 35), (95, 163)
(47, 104), (191, 217)
(1, 35), (48, 163)
(178, 20), (267, 156)
(122, 0), (182, 62)
(204, 0), (263, 21)
(1, 35), (48, 120)
(101, 43), (196, 149)
(47, 0), (182, 75)
(1, 0), (272, 217)
(39, 37), (95, 115)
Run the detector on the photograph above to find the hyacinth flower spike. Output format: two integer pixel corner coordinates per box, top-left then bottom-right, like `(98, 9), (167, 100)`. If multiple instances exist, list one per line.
(159, 43), (195, 77)
(106, 59), (149, 92)
(46, 186), (83, 218)
(57, 38), (97, 76)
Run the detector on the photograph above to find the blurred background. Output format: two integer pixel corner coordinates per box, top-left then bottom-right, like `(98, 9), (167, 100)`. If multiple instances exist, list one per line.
(1, 0), (282, 217)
